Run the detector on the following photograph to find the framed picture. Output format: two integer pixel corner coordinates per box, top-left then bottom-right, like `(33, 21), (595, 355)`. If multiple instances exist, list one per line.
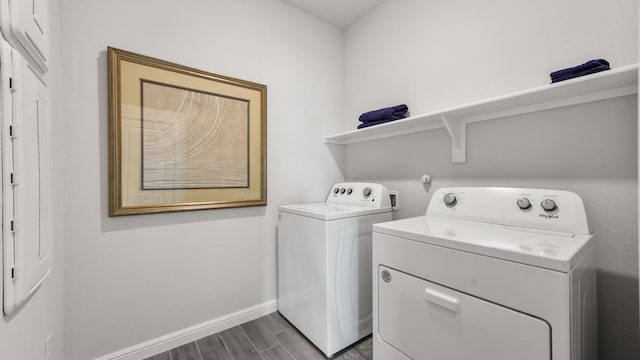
(108, 47), (267, 216)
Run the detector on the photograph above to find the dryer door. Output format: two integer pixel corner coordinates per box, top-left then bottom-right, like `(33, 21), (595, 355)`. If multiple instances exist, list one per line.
(377, 266), (551, 360)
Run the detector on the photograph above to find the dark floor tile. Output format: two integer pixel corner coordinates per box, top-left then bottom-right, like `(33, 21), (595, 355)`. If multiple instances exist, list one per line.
(197, 333), (232, 360)
(159, 313), (367, 360)
(334, 351), (358, 360)
(170, 342), (201, 360)
(241, 319), (279, 351)
(259, 312), (290, 336)
(348, 338), (373, 360)
(261, 344), (296, 360)
(219, 326), (263, 360)
(143, 351), (171, 360)
(276, 329), (326, 360)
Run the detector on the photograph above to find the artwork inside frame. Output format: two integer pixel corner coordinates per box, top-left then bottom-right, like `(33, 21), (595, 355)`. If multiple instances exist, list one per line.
(108, 47), (267, 216)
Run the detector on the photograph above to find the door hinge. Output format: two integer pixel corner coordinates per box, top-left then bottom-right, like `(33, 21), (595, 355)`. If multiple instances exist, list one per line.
(11, 267), (16, 279)
(9, 77), (17, 92)
(10, 219), (15, 232)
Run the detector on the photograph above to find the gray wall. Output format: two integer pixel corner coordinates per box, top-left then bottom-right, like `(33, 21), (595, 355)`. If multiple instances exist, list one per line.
(344, 0), (639, 358)
(60, 0), (344, 358)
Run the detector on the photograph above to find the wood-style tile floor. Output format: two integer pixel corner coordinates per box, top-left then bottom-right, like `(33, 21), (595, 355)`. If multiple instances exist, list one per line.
(143, 312), (373, 360)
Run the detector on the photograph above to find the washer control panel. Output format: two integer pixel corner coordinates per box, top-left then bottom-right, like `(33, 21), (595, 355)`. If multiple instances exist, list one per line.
(327, 182), (391, 208)
(428, 187), (590, 235)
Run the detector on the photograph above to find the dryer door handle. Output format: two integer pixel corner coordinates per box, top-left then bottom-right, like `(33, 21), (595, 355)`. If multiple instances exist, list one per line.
(424, 288), (461, 313)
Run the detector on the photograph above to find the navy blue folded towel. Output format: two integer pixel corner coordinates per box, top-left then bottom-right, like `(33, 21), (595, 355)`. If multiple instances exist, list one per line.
(359, 104), (408, 123)
(357, 118), (401, 129)
(550, 59), (610, 83)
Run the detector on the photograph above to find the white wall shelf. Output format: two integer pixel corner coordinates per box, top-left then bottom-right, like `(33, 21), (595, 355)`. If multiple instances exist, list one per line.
(325, 64), (639, 163)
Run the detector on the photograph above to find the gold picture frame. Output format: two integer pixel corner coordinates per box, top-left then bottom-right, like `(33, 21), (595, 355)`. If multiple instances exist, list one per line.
(108, 47), (267, 216)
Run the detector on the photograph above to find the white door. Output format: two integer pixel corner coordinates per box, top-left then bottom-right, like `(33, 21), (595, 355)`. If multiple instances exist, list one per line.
(2, 42), (52, 315)
(377, 266), (551, 360)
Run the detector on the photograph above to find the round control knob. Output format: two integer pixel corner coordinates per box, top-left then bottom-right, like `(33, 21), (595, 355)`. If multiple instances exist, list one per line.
(346, 188), (353, 195)
(443, 193), (457, 207)
(333, 187), (339, 194)
(517, 198), (531, 210)
(363, 187), (372, 197)
(340, 188), (346, 194)
(541, 199), (557, 212)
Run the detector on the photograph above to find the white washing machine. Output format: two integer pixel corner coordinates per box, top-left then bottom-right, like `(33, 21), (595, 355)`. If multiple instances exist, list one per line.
(372, 187), (597, 360)
(278, 182), (393, 358)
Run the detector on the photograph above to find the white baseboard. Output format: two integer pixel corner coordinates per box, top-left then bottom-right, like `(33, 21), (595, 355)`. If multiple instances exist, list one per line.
(94, 300), (278, 360)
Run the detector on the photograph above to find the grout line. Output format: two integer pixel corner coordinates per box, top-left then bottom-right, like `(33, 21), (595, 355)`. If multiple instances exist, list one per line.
(259, 313), (289, 337)
(218, 331), (236, 360)
(259, 343), (279, 354)
(194, 341), (204, 360)
(258, 315), (278, 337)
(256, 318), (279, 349)
(274, 329), (299, 360)
(349, 350), (363, 360)
(238, 324), (266, 360)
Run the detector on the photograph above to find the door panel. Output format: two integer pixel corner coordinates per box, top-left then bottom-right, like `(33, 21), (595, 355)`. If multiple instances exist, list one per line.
(378, 266), (551, 360)
(2, 45), (52, 315)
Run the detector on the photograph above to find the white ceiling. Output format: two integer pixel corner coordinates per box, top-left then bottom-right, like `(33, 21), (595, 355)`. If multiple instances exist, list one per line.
(281, 0), (385, 28)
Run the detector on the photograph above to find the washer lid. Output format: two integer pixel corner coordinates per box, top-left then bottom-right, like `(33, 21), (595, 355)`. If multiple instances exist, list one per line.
(279, 202), (390, 220)
(373, 215), (593, 272)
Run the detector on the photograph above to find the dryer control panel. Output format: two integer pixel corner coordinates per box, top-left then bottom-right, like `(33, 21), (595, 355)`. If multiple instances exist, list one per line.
(327, 182), (391, 209)
(427, 187), (591, 235)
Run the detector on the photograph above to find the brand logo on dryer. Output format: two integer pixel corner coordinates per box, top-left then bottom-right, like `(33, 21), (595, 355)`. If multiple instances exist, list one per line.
(539, 213), (559, 219)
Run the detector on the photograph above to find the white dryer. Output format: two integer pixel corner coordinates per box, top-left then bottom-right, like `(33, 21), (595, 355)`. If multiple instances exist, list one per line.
(372, 187), (597, 360)
(278, 182), (393, 358)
